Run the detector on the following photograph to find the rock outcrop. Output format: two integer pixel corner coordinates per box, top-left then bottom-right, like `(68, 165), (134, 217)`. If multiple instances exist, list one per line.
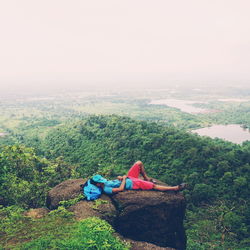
(47, 178), (186, 250)
(46, 179), (85, 209)
(68, 197), (116, 224)
(112, 190), (186, 249)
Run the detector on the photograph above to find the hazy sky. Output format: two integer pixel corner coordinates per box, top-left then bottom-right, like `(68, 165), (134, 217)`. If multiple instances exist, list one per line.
(0, 0), (249, 91)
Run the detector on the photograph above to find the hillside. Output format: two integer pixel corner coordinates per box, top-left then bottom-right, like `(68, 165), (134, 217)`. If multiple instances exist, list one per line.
(1, 115), (250, 249)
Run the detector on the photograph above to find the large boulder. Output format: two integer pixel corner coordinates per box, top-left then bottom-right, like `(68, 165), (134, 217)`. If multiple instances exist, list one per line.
(46, 178), (116, 224)
(112, 190), (186, 250)
(46, 179), (85, 209)
(46, 179), (186, 250)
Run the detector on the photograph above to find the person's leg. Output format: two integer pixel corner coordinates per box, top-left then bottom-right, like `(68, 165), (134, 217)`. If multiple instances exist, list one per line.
(138, 161), (152, 181)
(127, 161), (141, 178)
(130, 177), (154, 190)
(153, 183), (187, 191)
(127, 161), (152, 181)
(130, 177), (187, 191)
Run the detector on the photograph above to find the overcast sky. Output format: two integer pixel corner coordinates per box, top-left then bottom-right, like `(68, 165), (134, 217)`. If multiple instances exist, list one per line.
(0, 0), (249, 91)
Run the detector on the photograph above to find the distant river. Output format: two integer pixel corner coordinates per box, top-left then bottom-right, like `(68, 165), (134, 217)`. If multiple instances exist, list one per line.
(149, 99), (212, 114)
(192, 124), (250, 144)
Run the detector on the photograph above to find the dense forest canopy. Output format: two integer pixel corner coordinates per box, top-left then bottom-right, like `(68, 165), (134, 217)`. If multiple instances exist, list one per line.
(1, 115), (249, 249)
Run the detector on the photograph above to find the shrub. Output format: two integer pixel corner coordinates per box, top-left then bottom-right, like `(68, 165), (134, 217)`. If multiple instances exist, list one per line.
(20, 217), (129, 250)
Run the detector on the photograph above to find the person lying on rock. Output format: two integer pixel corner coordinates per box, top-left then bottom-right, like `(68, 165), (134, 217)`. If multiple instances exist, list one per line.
(90, 161), (187, 195)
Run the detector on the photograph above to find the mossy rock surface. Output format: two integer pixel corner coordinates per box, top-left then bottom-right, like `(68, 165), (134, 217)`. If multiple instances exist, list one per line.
(46, 178), (85, 209)
(68, 197), (116, 224)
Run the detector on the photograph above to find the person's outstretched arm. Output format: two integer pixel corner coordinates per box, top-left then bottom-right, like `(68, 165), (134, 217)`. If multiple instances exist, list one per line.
(112, 175), (127, 193)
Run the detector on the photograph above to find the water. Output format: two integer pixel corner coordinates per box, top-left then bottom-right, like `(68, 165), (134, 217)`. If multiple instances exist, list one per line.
(149, 99), (211, 114)
(192, 124), (250, 144)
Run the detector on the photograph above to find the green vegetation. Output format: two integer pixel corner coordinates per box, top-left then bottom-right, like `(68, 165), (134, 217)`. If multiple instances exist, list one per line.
(1, 87), (250, 148)
(0, 206), (128, 250)
(58, 194), (85, 209)
(0, 86), (250, 249)
(0, 145), (76, 207)
(38, 115), (250, 249)
(196, 100), (250, 129)
(0, 205), (75, 249)
(1, 115), (249, 248)
(19, 217), (128, 250)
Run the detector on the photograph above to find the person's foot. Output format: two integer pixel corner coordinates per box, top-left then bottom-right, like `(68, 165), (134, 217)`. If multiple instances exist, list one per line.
(150, 178), (157, 184)
(178, 183), (188, 191)
(144, 177), (157, 183)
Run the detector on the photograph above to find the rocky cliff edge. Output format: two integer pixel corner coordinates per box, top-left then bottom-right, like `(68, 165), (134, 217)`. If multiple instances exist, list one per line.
(46, 178), (186, 250)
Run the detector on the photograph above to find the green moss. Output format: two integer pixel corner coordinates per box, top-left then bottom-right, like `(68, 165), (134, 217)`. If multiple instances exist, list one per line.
(58, 194), (84, 208)
(92, 199), (108, 210)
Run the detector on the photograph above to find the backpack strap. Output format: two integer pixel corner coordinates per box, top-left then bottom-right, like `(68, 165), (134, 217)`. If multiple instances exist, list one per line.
(80, 180), (89, 200)
(80, 181), (88, 189)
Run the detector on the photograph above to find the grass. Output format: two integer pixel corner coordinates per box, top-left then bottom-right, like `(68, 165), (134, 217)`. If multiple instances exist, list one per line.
(0, 206), (76, 249)
(0, 206), (129, 250)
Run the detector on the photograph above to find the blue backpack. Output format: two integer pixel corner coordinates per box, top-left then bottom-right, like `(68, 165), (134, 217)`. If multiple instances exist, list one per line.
(82, 180), (102, 201)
